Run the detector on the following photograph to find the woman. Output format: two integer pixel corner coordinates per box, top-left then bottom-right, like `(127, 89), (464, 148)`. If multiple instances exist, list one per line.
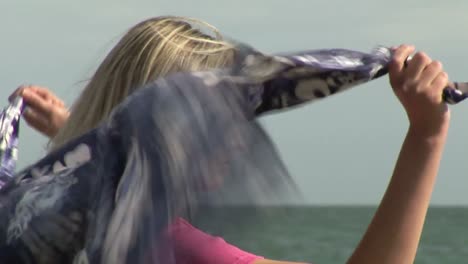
(8, 16), (449, 264)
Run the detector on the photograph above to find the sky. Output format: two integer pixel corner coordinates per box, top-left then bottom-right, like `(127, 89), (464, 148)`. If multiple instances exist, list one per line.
(1, 0), (468, 205)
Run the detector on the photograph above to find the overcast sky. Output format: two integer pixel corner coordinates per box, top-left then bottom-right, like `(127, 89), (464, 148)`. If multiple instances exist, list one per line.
(1, 0), (468, 205)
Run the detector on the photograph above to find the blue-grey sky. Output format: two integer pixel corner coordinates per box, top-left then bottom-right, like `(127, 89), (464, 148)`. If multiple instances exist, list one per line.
(1, 0), (468, 205)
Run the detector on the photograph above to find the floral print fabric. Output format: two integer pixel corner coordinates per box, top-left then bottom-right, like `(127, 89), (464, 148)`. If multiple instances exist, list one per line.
(0, 45), (466, 264)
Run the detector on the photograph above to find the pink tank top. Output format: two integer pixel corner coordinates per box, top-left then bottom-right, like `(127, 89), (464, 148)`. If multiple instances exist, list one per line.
(164, 218), (264, 264)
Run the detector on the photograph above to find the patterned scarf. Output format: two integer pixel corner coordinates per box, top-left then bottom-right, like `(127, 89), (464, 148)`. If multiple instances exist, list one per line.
(2, 46), (464, 186)
(0, 97), (24, 189)
(0, 45), (466, 264)
(0, 45), (468, 194)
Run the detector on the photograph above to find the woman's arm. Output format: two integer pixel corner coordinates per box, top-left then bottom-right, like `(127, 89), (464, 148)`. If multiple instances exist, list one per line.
(256, 45), (449, 264)
(347, 125), (447, 264)
(347, 45), (449, 264)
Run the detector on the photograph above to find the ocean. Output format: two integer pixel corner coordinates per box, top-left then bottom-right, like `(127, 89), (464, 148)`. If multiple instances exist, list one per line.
(194, 206), (468, 264)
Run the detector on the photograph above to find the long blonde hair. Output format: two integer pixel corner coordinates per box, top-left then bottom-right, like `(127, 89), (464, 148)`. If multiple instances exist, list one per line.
(49, 16), (235, 151)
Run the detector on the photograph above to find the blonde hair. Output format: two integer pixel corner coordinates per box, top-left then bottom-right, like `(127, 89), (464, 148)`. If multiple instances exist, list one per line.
(49, 16), (236, 151)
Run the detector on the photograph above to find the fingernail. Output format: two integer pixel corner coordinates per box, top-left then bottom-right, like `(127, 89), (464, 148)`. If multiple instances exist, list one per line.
(8, 88), (19, 102)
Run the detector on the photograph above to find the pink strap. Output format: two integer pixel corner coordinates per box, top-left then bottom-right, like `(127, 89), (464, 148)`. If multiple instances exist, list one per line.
(166, 218), (264, 264)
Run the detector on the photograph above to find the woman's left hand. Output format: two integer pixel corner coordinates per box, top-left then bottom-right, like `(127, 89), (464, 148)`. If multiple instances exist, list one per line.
(9, 85), (70, 138)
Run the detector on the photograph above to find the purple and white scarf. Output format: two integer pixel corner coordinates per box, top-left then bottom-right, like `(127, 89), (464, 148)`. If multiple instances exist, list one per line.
(0, 45), (466, 264)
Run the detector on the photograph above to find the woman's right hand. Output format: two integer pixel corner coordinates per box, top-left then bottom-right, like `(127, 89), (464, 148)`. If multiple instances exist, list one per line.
(9, 85), (70, 138)
(388, 44), (450, 138)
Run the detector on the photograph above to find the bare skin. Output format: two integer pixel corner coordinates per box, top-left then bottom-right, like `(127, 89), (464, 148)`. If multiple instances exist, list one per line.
(346, 45), (449, 264)
(12, 45), (450, 264)
(10, 85), (69, 138)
